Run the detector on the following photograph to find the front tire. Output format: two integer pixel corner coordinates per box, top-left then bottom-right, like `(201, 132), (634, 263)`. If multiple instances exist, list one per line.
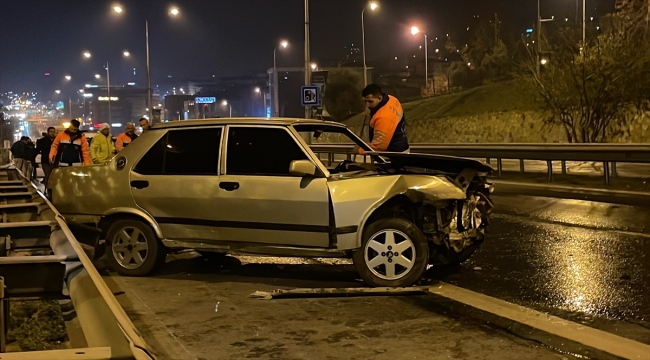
(353, 218), (429, 287)
(106, 219), (167, 276)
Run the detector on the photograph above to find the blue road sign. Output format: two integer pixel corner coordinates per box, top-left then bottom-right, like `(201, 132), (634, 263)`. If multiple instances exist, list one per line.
(301, 86), (319, 106)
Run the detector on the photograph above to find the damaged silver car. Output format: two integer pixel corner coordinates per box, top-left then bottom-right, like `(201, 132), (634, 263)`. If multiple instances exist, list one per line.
(48, 119), (493, 287)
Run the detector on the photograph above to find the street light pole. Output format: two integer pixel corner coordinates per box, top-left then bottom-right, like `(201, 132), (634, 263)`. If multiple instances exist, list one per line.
(582, 0), (586, 46)
(304, 0), (311, 119)
(146, 20), (152, 124)
(424, 33), (429, 92)
(106, 62), (112, 124)
(272, 40), (288, 117)
(537, 0), (541, 76)
(361, 3), (378, 87)
(362, 7), (368, 86)
(411, 27), (429, 92)
(273, 47), (279, 117)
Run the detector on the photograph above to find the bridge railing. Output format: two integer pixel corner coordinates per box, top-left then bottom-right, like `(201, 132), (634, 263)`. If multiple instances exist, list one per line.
(309, 143), (650, 185)
(0, 166), (155, 360)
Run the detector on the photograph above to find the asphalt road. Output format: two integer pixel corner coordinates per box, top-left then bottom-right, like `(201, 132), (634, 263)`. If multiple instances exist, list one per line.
(438, 195), (650, 344)
(100, 194), (650, 359)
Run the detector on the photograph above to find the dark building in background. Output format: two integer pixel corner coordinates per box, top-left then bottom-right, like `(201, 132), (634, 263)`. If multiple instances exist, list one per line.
(162, 74), (267, 121)
(86, 86), (159, 133)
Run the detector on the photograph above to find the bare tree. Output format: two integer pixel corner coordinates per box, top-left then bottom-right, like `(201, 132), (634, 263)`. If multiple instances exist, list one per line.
(522, 0), (650, 143)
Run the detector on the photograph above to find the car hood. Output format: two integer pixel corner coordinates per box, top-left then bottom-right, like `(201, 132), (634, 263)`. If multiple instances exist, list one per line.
(367, 151), (493, 175)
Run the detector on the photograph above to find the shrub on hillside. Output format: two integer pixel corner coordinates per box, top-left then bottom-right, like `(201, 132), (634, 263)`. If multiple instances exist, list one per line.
(323, 68), (365, 121)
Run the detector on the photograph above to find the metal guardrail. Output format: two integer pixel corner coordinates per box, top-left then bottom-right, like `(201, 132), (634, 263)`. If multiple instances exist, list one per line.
(310, 143), (650, 185)
(0, 164), (155, 359)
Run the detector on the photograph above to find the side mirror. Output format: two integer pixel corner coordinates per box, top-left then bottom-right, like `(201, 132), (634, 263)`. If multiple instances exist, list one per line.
(289, 160), (317, 177)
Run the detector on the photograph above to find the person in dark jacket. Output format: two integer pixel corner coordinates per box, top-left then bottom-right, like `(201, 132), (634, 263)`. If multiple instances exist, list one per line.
(11, 137), (29, 175)
(24, 139), (37, 181)
(49, 120), (91, 166)
(36, 127), (56, 186)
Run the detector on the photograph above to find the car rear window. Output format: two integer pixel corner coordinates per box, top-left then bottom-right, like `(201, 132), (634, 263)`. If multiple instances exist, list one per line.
(134, 128), (222, 175)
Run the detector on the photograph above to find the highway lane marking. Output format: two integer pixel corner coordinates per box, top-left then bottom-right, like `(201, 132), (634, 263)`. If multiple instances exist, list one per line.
(493, 213), (650, 239)
(429, 282), (650, 360)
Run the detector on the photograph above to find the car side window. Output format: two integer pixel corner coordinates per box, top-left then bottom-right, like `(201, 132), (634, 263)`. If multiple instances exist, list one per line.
(226, 127), (308, 176)
(134, 128), (222, 175)
(165, 128), (221, 175)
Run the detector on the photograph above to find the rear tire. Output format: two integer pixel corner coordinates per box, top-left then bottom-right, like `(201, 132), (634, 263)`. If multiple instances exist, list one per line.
(353, 218), (429, 287)
(106, 219), (167, 276)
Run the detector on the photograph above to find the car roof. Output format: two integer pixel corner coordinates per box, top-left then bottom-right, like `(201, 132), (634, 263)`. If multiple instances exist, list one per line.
(150, 117), (348, 130)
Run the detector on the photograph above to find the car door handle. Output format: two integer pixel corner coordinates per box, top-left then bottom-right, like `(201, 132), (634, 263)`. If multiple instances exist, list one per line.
(219, 182), (240, 191)
(130, 180), (149, 189)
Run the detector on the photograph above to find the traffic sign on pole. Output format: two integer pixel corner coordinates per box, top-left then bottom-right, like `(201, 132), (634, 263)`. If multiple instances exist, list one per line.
(301, 86), (319, 106)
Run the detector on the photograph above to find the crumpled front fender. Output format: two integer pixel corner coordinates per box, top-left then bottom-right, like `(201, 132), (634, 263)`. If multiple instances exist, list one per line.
(329, 175), (465, 250)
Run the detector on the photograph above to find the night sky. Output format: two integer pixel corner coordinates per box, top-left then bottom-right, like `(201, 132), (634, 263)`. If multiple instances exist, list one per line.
(0, 0), (615, 97)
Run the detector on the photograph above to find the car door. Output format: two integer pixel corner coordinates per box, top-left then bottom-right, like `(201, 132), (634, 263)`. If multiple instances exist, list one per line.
(130, 126), (224, 241)
(215, 125), (331, 248)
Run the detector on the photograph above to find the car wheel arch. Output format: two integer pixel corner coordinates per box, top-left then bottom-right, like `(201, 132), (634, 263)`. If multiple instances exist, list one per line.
(356, 193), (419, 247)
(99, 209), (163, 239)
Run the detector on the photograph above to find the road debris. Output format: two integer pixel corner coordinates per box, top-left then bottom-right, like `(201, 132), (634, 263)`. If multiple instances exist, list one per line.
(473, 266), (483, 271)
(215, 302), (220, 312)
(250, 286), (431, 300)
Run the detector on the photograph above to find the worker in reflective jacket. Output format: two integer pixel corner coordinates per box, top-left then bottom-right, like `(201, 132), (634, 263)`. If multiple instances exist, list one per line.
(116, 122), (138, 152)
(49, 119), (91, 166)
(361, 84), (409, 153)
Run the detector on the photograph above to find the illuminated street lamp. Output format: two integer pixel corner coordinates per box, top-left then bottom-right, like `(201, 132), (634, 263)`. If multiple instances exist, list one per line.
(273, 40), (289, 117)
(362, 2), (379, 86)
(55, 90), (61, 94)
(311, 63), (318, 71)
(222, 100), (232, 118)
(123, 51), (130, 57)
(83, 52), (91, 59)
(112, 5), (180, 124)
(411, 26), (430, 92)
(541, 58), (548, 65)
(95, 74), (101, 79)
(65, 75), (72, 81)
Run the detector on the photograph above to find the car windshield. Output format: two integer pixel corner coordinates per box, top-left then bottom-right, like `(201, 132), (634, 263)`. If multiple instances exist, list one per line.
(293, 123), (383, 173)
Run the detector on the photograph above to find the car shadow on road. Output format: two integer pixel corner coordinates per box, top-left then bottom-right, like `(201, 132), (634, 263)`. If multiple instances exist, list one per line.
(144, 253), (364, 289)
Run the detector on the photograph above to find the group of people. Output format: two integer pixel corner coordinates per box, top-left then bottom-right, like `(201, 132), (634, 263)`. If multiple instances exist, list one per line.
(10, 84), (405, 188)
(11, 117), (150, 189)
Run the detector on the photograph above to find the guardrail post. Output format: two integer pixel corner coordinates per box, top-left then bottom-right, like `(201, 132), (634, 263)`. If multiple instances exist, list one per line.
(497, 158), (503, 178)
(327, 153), (333, 167)
(612, 162), (617, 178)
(519, 160), (525, 173)
(561, 161), (567, 175)
(486, 158), (491, 164)
(0, 276), (5, 353)
(346, 153), (351, 161)
(547, 160), (553, 182)
(604, 162), (611, 185)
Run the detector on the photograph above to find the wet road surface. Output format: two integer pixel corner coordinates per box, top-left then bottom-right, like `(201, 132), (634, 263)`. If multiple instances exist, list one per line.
(436, 195), (650, 344)
(101, 194), (650, 359)
(104, 255), (566, 360)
